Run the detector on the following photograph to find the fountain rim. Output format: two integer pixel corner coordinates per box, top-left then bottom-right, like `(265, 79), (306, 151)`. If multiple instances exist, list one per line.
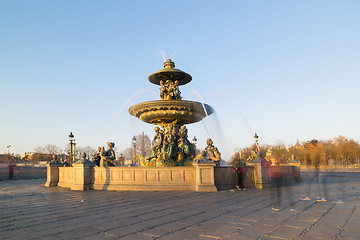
(128, 99), (214, 126)
(148, 68), (192, 86)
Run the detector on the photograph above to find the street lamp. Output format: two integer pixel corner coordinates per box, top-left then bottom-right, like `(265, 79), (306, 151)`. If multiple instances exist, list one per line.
(254, 133), (260, 152)
(7, 145), (11, 155)
(7, 145), (11, 162)
(132, 136), (137, 165)
(120, 153), (124, 166)
(192, 136), (197, 147)
(64, 149), (67, 161)
(69, 132), (76, 164)
(116, 152), (119, 165)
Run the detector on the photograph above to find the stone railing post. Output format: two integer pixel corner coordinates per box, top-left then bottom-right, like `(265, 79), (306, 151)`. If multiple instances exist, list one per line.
(193, 162), (217, 192)
(253, 163), (270, 189)
(288, 162), (302, 182)
(71, 159), (95, 191)
(45, 161), (62, 187)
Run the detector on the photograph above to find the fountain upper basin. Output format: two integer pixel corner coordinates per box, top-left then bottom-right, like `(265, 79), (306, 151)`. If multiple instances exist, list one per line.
(128, 100), (214, 126)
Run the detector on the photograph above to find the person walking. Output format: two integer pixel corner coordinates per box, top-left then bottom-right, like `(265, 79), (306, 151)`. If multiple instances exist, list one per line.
(315, 164), (329, 202)
(232, 149), (246, 190)
(8, 163), (16, 180)
(269, 161), (283, 211)
(300, 163), (329, 202)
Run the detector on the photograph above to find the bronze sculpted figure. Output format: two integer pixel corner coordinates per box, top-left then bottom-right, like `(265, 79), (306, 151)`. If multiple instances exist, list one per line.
(178, 126), (189, 144)
(99, 142), (116, 167)
(161, 125), (178, 165)
(160, 80), (167, 100)
(159, 80), (181, 100)
(177, 126), (195, 165)
(140, 124), (196, 167)
(170, 80), (181, 100)
(150, 127), (164, 159)
(204, 139), (221, 166)
(93, 146), (102, 166)
(141, 128), (222, 167)
(193, 150), (213, 164)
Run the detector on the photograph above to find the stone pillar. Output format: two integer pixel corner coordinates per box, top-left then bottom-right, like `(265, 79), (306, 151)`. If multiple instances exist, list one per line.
(253, 163), (270, 189)
(45, 161), (61, 187)
(288, 163), (302, 182)
(71, 159), (94, 191)
(193, 162), (217, 192)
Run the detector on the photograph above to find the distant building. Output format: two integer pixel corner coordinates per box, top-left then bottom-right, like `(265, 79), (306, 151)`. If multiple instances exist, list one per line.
(294, 138), (302, 149)
(21, 152), (52, 162)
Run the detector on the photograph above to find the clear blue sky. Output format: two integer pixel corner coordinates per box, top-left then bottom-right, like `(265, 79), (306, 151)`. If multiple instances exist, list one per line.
(1, 0), (359, 160)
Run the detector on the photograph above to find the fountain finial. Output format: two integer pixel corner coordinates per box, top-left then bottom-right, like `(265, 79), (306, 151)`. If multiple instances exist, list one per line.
(164, 59), (175, 69)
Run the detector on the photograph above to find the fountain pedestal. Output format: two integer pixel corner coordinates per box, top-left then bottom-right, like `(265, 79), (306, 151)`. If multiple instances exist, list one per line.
(47, 165), (218, 192)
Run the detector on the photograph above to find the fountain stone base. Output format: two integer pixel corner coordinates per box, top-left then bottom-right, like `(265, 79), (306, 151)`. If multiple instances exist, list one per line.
(46, 163), (217, 192)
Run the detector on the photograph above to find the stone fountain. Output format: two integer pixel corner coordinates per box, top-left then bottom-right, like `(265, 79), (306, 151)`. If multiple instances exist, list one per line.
(45, 60), (221, 192)
(45, 59), (301, 192)
(129, 59), (217, 167)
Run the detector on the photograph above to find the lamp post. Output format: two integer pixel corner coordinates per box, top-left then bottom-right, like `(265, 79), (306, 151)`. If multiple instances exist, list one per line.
(192, 136), (197, 147)
(192, 136), (197, 155)
(132, 136), (137, 165)
(69, 132), (76, 164)
(7, 145), (11, 155)
(254, 133), (260, 152)
(120, 153), (124, 166)
(116, 151), (119, 165)
(7, 145), (11, 162)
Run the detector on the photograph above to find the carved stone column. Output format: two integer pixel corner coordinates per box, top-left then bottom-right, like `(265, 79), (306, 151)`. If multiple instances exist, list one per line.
(193, 162), (217, 192)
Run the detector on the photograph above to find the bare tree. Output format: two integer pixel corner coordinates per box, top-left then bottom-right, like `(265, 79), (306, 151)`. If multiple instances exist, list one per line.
(33, 146), (45, 153)
(34, 144), (60, 155)
(77, 145), (96, 159)
(121, 147), (135, 160)
(120, 132), (151, 161)
(137, 132), (151, 158)
(45, 144), (60, 155)
(64, 144), (97, 159)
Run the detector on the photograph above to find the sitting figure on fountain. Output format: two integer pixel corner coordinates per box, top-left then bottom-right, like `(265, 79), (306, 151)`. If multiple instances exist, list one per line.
(193, 150), (213, 163)
(141, 125), (196, 167)
(204, 139), (221, 166)
(150, 127), (164, 158)
(177, 126), (196, 166)
(159, 80), (167, 100)
(99, 142), (116, 167)
(141, 127), (164, 167)
(160, 125), (178, 166)
(93, 146), (102, 167)
(170, 80), (181, 100)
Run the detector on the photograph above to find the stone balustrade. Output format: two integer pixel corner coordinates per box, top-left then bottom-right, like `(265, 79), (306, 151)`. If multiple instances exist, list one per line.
(46, 162), (300, 191)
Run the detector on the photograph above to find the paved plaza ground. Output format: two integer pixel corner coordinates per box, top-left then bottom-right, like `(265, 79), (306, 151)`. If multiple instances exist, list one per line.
(1, 172), (359, 240)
